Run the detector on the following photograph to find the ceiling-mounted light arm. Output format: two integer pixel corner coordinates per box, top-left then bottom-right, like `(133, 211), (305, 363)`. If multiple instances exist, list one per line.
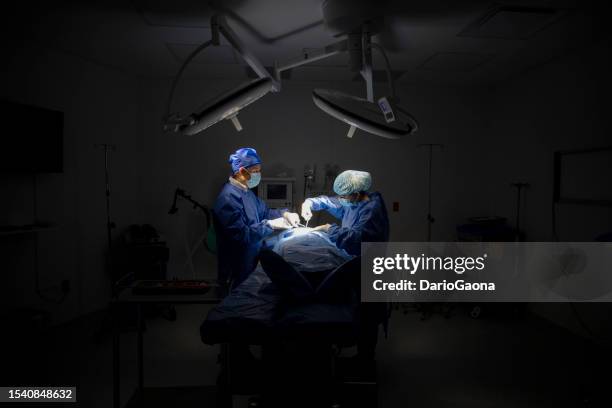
(359, 28), (374, 103)
(274, 28), (375, 102)
(366, 42), (416, 131)
(164, 39), (214, 124)
(369, 42), (395, 100)
(213, 15), (280, 92)
(274, 39), (348, 84)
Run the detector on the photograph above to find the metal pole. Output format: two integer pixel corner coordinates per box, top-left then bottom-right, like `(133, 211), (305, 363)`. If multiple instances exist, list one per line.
(511, 183), (529, 241)
(104, 146), (112, 252)
(426, 145), (433, 242)
(418, 144), (443, 242)
(360, 28), (374, 102)
(137, 304), (144, 392)
(95, 144), (116, 295)
(112, 303), (120, 408)
(516, 187), (521, 234)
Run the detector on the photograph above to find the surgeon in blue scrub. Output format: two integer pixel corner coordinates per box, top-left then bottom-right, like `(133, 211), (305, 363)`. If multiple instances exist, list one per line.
(301, 170), (389, 255)
(213, 147), (301, 287)
(302, 170), (389, 365)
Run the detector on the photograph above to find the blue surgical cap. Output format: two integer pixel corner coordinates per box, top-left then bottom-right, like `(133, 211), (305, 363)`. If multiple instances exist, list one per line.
(229, 147), (261, 174)
(333, 170), (372, 195)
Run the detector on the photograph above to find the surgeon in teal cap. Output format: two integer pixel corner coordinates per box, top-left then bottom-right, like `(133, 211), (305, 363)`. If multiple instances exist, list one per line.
(302, 170), (390, 363)
(301, 170), (389, 256)
(213, 147), (301, 286)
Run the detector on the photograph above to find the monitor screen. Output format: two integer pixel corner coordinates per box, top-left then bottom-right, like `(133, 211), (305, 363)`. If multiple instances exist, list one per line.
(266, 184), (287, 200)
(0, 100), (64, 173)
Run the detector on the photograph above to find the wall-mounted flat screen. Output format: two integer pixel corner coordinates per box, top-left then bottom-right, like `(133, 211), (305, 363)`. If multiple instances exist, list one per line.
(0, 100), (63, 173)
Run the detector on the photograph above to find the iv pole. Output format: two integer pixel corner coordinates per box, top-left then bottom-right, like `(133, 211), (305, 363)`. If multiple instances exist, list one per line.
(95, 143), (117, 295)
(418, 144), (443, 241)
(510, 182), (529, 242)
(413, 144), (446, 320)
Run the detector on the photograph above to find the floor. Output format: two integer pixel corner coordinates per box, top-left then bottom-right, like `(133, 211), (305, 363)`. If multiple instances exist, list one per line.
(378, 305), (606, 408)
(2, 304), (610, 407)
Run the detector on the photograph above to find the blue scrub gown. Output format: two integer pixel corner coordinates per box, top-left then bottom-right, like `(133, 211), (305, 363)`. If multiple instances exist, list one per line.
(310, 192), (390, 358)
(213, 182), (285, 286)
(308, 192), (390, 256)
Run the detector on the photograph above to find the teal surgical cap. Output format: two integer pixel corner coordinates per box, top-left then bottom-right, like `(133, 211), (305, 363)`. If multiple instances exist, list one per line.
(333, 170), (372, 195)
(229, 147), (261, 174)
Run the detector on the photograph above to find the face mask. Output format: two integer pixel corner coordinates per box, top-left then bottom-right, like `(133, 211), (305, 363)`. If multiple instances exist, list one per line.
(339, 197), (358, 208)
(247, 172), (261, 188)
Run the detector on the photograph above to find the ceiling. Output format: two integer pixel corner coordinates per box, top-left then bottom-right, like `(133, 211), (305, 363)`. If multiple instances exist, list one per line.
(5, 0), (609, 86)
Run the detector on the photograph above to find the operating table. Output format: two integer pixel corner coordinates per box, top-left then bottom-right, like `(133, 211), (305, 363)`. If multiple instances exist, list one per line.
(200, 247), (385, 407)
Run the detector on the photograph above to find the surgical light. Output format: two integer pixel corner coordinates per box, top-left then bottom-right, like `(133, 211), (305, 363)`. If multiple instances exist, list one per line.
(163, 15), (279, 136)
(312, 89), (417, 140)
(275, 24), (418, 140)
(162, 12), (419, 140)
(177, 78), (274, 136)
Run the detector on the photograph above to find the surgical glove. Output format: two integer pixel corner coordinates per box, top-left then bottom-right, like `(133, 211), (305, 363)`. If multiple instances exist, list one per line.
(267, 217), (292, 230)
(312, 223), (331, 233)
(283, 212), (300, 227)
(301, 199), (313, 222)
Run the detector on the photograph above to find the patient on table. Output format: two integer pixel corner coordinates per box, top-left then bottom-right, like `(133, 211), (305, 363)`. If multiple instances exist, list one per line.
(273, 227), (352, 271)
(270, 228), (353, 286)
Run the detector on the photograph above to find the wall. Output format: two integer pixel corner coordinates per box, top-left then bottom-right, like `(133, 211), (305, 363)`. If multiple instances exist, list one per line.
(487, 41), (612, 241)
(0, 44), (147, 324)
(487, 41), (612, 339)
